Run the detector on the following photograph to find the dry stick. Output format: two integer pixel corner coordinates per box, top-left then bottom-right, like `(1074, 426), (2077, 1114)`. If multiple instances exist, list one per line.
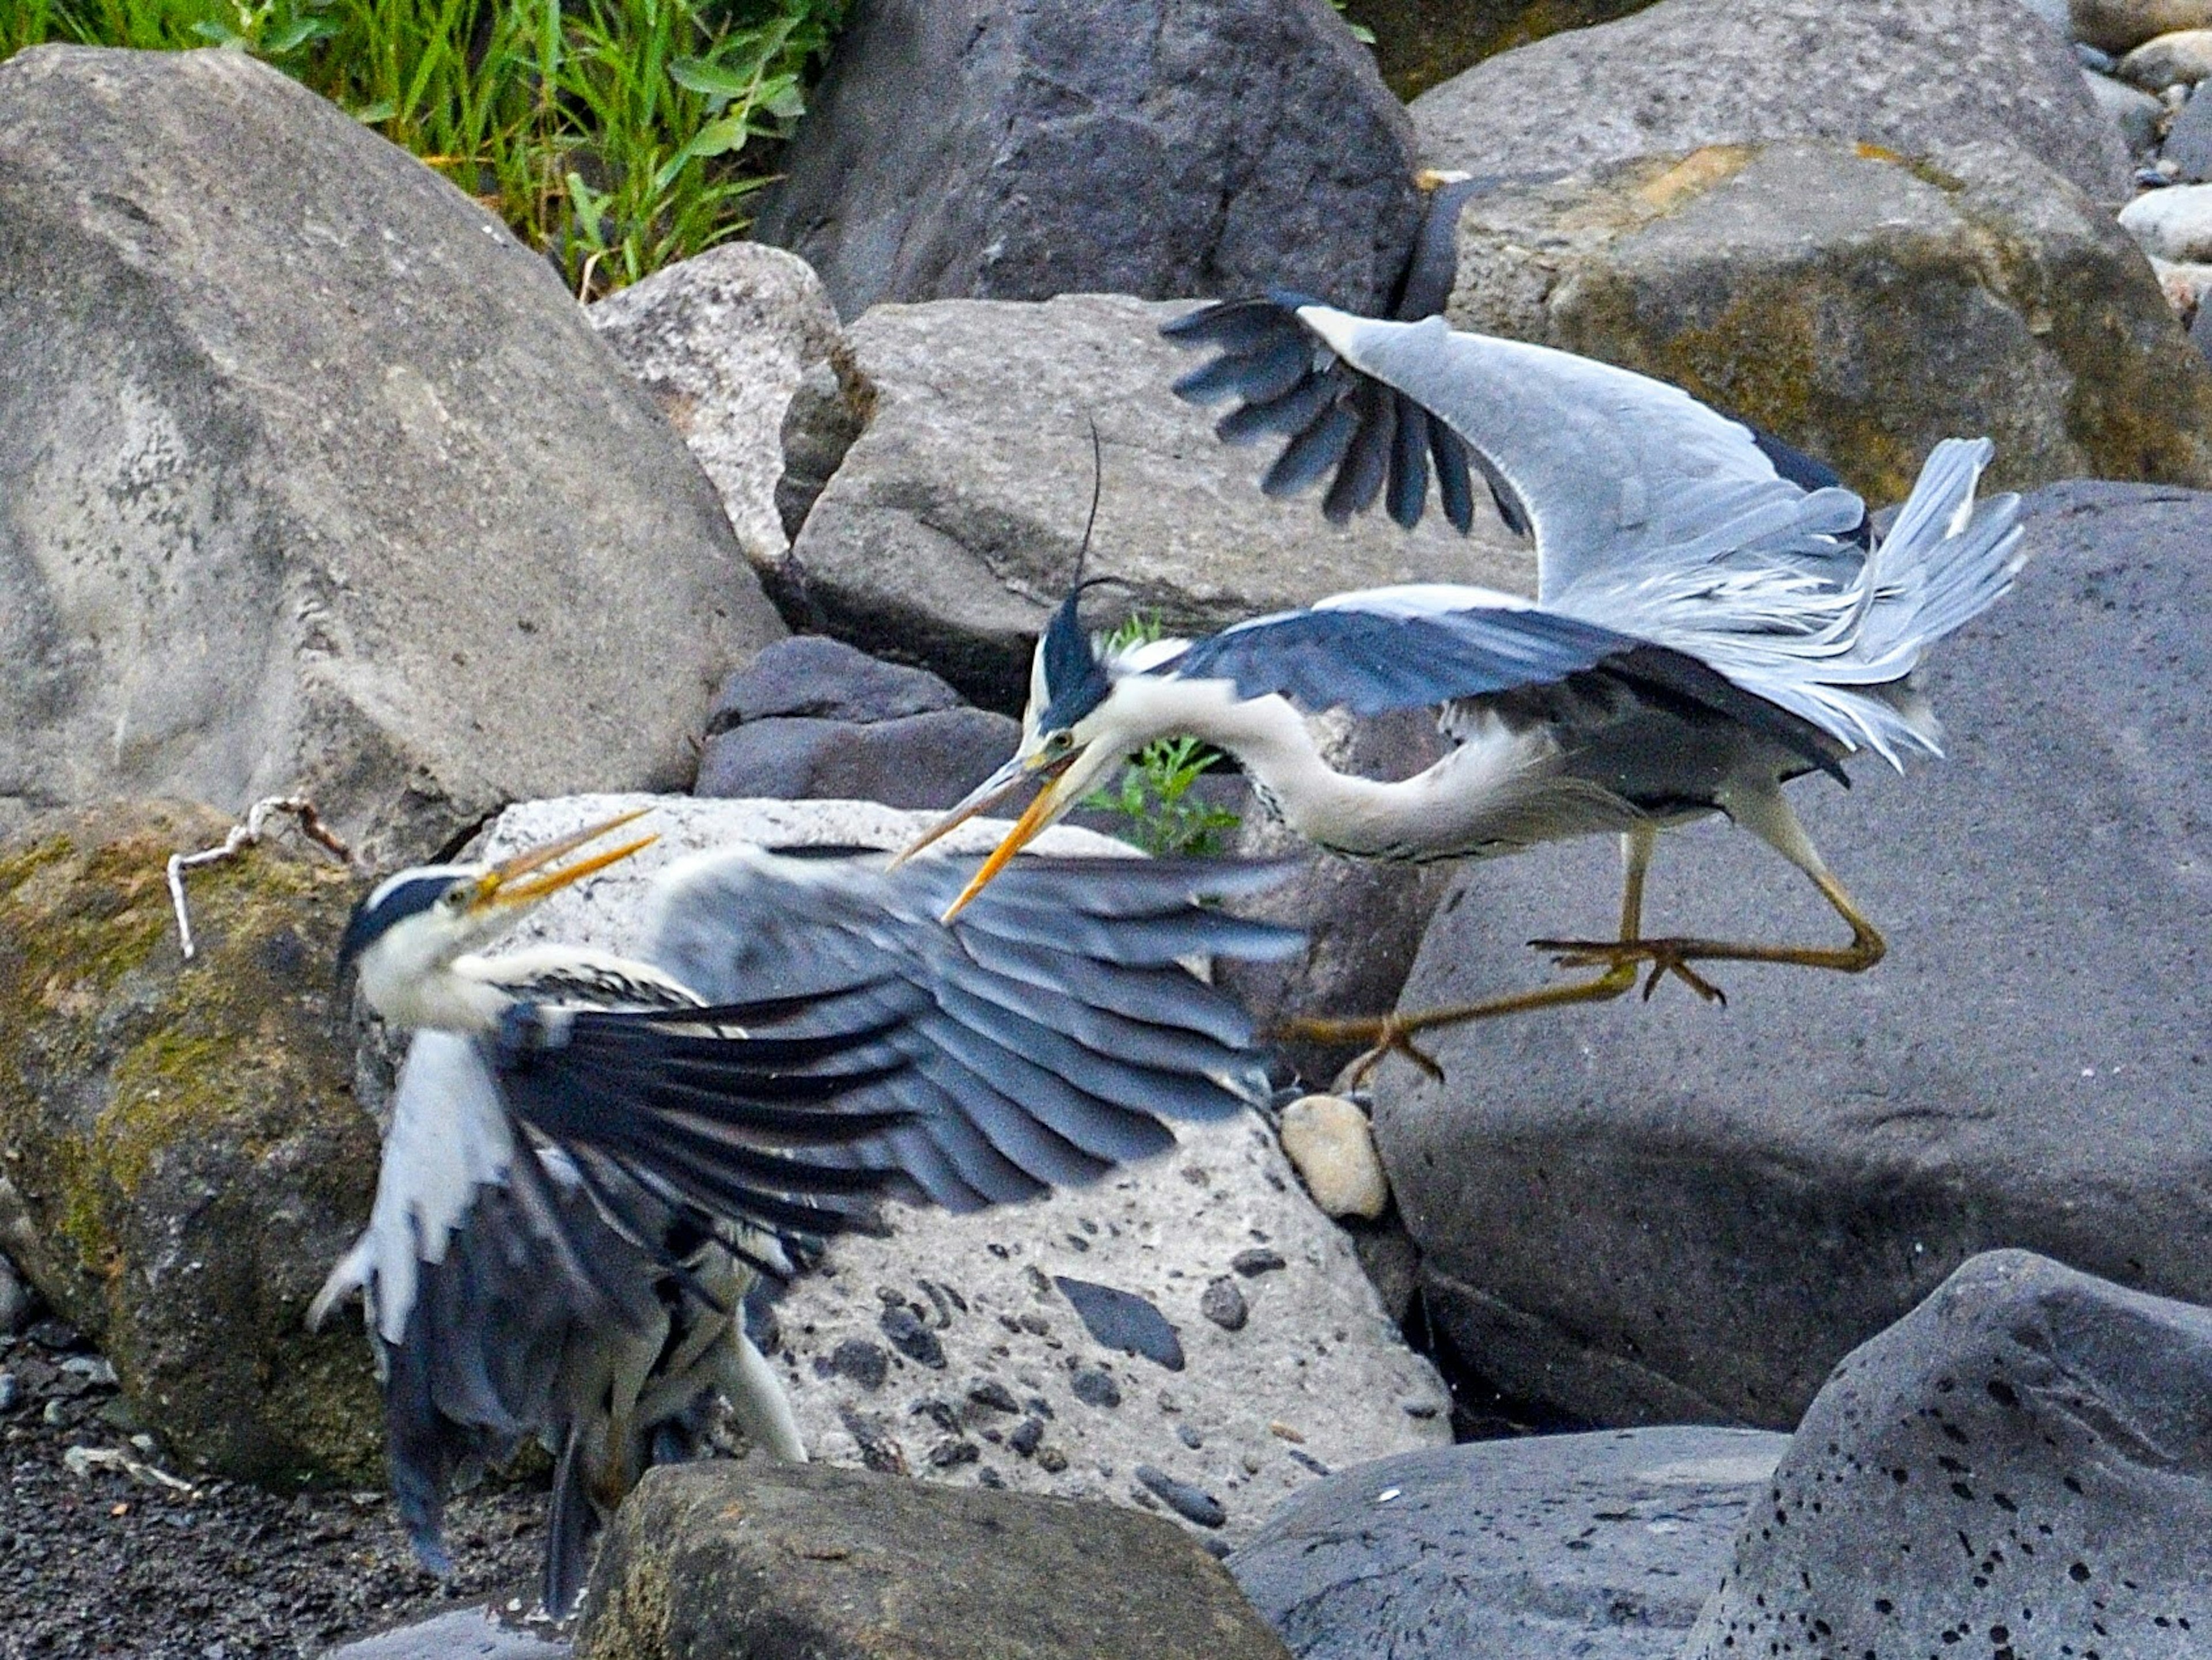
(166, 796), (354, 961)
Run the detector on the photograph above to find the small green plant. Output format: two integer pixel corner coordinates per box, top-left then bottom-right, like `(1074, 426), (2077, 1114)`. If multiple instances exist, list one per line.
(1081, 614), (1241, 858)
(1085, 734), (1242, 859)
(1327, 0), (1376, 44)
(2, 0), (845, 298)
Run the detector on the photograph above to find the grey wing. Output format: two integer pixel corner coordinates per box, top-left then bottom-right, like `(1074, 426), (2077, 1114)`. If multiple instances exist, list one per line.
(642, 847), (1304, 1213)
(309, 1033), (667, 1580)
(1168, 299), (1869, 601)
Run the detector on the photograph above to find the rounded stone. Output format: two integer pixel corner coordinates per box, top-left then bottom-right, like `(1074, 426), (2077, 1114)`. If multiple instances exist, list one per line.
(1278, 1095), (1392, 1221)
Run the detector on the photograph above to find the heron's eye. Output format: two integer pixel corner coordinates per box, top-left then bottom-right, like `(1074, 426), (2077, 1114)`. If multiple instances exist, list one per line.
(1041, 729), (1075, 757)
(441, 887), (469, 912)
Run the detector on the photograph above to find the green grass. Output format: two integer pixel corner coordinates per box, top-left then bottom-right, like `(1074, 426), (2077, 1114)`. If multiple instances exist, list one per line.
(2, 0), (846, 297)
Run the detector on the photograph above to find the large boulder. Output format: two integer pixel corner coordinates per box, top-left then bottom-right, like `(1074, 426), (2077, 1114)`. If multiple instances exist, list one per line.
(1411, 0), (2128, 202)
(586, 243), (843, 606)
(577, 1460), (1294, 1659)
(1336, 0), (1660, 100)
(750, 0), (1421, 319)
(469, 796), (1452, 1538)
(0, 48), (782, 865)
(1229, 1427), (1789, 1660)
(781, 293), (1533, 712)
(2075, 0), (2212, 55)
(0, 800), (381, 1485)
(1685, 1252), (2212, 1655)
(1370, 481), (2212, 1429)
(1441, 140), (2212, 501)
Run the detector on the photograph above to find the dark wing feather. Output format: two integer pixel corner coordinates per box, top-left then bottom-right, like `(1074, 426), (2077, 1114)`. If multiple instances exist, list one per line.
(641, 849), (1300, 1212)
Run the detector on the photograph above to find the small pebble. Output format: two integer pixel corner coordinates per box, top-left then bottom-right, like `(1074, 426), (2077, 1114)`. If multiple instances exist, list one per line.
(42, 1398), (69, 1427)
(830, 1338), (890, 1390)
(60, 1355), (118, 1389)
(975, 1466), (1006, 1489)
(1199, 1277), (1248, 1332)
(0, 1372), (18, 1414)
(1036, 1445), (1069, 1473)
(926, 1437), (979, 1469)
(1069, 1366), (1122, 1409)
(1009, 1417), (1045, 1458)
(878, 1306), (946, 1369)
(1177, 1425), (1205, 1450)
(1230, 1247), (1286, 1277)
(966, 1380), (1021, 1415)
(1134, 1465), (1227, 1529)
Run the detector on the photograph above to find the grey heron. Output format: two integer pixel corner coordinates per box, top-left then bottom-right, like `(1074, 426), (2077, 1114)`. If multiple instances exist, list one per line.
(310, 809), (1296, 1611)
(900, 297), (2024, 1077)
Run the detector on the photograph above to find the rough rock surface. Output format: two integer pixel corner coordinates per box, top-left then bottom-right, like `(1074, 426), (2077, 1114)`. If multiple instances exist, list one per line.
(0, 48), (779, 864)
(2116, 26), (2212, 87)
(1230, 1427), (1788, 1660)
(2162, 81), (2212, 176)
(2121, 177), (2212, 257)
(783, 293), (1532, 710)
(1442, 140), (2212, 500)
(1371, 482), (2212, 1429)
(1685, 1252), (2212, 1657)
(0, 800), (381, 1484)
(694, 637), (1017, 810)
(752, 0), (1419, 320)
(587, 243), (843, 602)
(466, 796), (1452, 1540)
(1338, 0), (1658, 99)
(577, 1460), (1294, 1659)
(1412, 0), (2130, 201)
(2087, 65), (2169, 150)
(2074, 0), (2212, 55)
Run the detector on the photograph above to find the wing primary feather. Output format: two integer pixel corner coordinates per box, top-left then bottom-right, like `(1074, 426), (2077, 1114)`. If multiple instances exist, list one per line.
(1262, 401), (1359, 497)
(1321, 378), (1395, 523)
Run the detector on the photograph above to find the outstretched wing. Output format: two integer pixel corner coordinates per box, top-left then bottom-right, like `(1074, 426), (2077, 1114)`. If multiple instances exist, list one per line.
(642, 849), (1303, 1213)
(1168, 584), (1844, 780)
(1165, 298), (1870, 600)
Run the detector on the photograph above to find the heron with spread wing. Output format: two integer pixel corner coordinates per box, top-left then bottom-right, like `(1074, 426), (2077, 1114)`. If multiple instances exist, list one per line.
(312, 810), (1296, 1611)
(899, 298), (2024, 1079)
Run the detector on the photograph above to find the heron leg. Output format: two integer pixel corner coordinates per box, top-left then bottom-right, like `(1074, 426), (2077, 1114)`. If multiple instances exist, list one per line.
(1278, 825), (1660, 1087)
(719, 1326), (808, 1462)
(1532, 784), (1884, 992)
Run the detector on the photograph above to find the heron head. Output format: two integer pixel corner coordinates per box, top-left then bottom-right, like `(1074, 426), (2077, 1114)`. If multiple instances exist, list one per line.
(336, 810), (657, 1019)
(892, 585), (1150, 912)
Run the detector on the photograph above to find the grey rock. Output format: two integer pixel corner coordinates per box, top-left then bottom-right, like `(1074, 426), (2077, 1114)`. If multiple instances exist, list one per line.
(1201, 1278), (1250, 1332)
(575, 1459), (1294, 1658)
(830, 1339), (889, 1391)
(783, 292), (1533, 712)
(1373, 482), (2212, 1428)
(1054, 1277), (1186, 1371)
(1412, 0), (2130, 201)
(321, 1605), (569, 1660)
(0, 1251), (33, 1336)
(2117, 24), (2212, 85)
(0, 48), (778, 865)
(752, 0), (1419, 320)
(467, 796), (1452, 1539)
(0, 1374), (18, 1415)
(1220, 709), (1457, 1086)
(879, 1306), (948, 1370)
(2120, 175), (2212, 256)
(0, 801), (381, 1484)
(709, 634), (965, 729)
(2086, 63), (2169, 148)
(1136, 1465), (1229, 1529)
(1684, 1252), (2212, 1656)
(2074, 0), (2212, 55)
(586, 241), (842, 592)
(1232, 1249), (1288, 1278)
(695, 708), (1021, 811)
(2164, 80), (2212, 174)
(1230, 1427), (1787, 1660)
(1070, 1366), (1124, 1409)
(1442, 139), (2212, 501)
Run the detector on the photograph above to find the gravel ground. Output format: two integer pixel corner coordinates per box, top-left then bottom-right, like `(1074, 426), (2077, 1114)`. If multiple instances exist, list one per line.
(0, 1320), (550, 1659)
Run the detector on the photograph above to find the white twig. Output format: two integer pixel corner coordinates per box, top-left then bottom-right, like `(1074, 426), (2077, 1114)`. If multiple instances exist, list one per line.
(167, 796), (354, 961)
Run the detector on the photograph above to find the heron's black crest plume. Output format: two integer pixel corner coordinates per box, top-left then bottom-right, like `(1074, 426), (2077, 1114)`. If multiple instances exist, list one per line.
(336, 871), (457, 986)
(1034, 420), (1118, 731)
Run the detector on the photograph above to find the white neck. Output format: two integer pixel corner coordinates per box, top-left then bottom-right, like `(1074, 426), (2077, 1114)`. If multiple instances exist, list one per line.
(357, 950), (513, 1033)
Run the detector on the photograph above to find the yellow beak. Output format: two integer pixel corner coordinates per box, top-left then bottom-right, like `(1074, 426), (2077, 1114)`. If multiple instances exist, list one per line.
(938, 759), (1081, 922)
(472, 808), (659, 911)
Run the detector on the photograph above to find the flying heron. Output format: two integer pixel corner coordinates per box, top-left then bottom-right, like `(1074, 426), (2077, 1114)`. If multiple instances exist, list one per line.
(899, 298), (2024, 1078)
(312, 808), (1296, 1610)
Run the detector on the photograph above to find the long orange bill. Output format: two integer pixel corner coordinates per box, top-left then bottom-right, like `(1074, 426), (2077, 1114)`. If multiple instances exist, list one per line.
(889, 755), (1037, 869)
(479, 808), (658, 907)
(938, 778), (1067, 922)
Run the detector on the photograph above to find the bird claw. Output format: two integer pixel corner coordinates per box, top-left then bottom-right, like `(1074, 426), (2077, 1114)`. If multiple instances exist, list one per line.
(1344, 1019), (1447, 1090)
(1529, 937), (1729, 1007)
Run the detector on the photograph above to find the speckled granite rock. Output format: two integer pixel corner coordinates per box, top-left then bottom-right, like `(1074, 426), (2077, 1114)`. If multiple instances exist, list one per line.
(1231, 1427), (1786, 1659)
(1685, 1251), (2212, 1657)
(577, 1460), (1294, 1658)
(464, 796), (1451, 1541)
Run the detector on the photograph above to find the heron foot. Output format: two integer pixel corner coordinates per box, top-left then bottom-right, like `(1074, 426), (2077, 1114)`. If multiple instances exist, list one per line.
(1529, 937), (1730, 1005)
(1272, 1012), (1449, 1088)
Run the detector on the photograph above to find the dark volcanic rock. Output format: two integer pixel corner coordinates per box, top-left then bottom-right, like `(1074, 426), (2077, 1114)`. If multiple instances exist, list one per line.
(694, 709), (1020, 811)
(1374, 482), (2212, 1428)
(1412, 0), (2128, 201)
(575, 1460), (1294, 1658)
(1054, 1277), (1186, 1371)
(1685, 1252), (2212, 1655)
(1231, 1427), (1786, 1659)
(0, 800), (380, 1483)
(752, 0), (1420, 319)
(0, 47), (778, 864)
(708, 635), (966, 729)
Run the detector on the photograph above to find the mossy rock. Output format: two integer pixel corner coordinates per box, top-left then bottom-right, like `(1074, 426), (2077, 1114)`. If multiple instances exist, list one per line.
(1442, 139), (2212, 501)
(1338, 0), (1658, 100)
(0, 799), (382, 1486)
